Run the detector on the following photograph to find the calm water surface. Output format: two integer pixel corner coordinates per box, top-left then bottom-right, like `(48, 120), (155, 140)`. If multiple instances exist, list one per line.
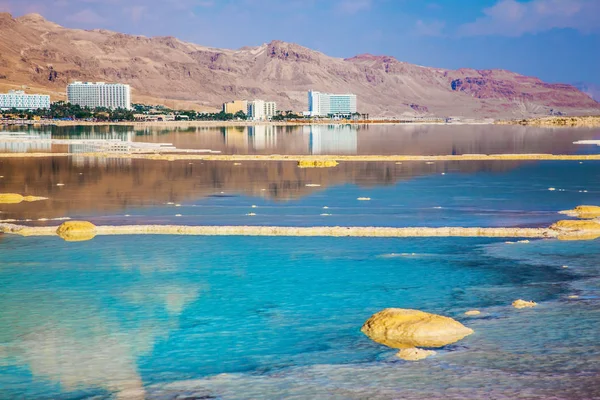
(1, 123), (600, 155)
(0, 125), (599, 399)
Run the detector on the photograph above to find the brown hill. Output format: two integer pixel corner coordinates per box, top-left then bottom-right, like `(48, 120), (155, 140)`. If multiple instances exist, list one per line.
(1, 12), (598, 117)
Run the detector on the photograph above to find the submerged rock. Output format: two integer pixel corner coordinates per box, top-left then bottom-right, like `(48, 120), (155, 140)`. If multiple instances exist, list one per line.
(361, 308), (474, 349)
(464, 310), (481, 316)
(512, 299), (537, 309)
(396, 347), (436, 361)
(56, 221), (97, 242)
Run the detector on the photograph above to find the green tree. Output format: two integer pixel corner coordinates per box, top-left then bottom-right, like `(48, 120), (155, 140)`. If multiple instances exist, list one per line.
(234, 110), (247, 120)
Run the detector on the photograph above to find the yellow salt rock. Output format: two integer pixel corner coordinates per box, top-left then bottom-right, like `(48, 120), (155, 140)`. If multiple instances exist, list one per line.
(361, 308), (474, 349)
(551, 219), (600, 241)
(0, 193), (25, 204)
(512, 299), (537, 309)
(396, 347), (436, 361)
(0, 193), (47, 204)
(560, 205), (600, 219)
(567, 295), (579, 299)
(56, 221), (97, 242)
(297, 160), (338, 168)
(464, 310), (481, 316)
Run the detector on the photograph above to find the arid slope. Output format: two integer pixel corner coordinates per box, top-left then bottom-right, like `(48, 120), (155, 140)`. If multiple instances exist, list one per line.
(1, 12), (599, 117)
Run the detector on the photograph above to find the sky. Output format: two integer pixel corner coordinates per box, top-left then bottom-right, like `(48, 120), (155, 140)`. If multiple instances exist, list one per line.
(1, 0), (599, 85)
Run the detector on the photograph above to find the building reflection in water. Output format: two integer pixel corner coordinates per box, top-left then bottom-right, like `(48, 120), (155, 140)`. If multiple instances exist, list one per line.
(66, 130), (135, 168)
(308, 125), (358, 155)
(0, 132), (52, 152)
(223, 126), (249, 153)
(249, 125), (277, 151)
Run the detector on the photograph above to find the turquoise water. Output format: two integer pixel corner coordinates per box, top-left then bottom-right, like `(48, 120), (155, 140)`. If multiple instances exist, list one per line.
(1, 235), (598, 399)
(1, 126), (600, 399)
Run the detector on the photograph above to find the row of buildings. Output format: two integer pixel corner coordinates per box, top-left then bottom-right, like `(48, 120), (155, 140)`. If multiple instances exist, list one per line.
(222, 99), (278, 121)
(2, 83), (358, 118)
(0, 82), (132, 111)
(223, 91), (359, 120)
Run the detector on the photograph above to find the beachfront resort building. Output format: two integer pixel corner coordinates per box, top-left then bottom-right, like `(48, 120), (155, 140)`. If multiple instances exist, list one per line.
(67, 82), (132, 110)
(223, 100), (248, 115)
(247, 100), (277, 121)
(308, 90), (357, 117)
(0, 90), (51, 110)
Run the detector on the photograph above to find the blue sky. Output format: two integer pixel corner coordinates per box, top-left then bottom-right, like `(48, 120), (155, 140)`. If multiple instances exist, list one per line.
(2, 0), (599, 84)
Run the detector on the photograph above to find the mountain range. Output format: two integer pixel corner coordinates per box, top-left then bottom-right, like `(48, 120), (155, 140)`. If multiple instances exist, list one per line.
(1, 12), (599, 118)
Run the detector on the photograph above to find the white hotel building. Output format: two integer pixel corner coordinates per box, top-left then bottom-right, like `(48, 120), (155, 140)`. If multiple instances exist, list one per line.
(67, 82), (132, 110)
(247, 99), (277, 121)
(308, 90), (357, 117)
(0, 90), (51, 110)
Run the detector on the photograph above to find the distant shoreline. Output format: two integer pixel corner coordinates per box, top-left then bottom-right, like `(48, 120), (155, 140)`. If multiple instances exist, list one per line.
(0, 119), (492, 128)
(3, 116), (599, 128)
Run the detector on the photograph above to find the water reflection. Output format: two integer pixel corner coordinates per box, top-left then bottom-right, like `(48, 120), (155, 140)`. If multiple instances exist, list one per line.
(0, 132), (52, 153)
(0, 251), (204, 398)
(309, 125), (358, 155)
(3, 124), (599, 155)
(0, 157), (530, 221)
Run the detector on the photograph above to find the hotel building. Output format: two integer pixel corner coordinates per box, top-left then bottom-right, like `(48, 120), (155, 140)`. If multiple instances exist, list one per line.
(247, 100), (277, 120)
(223, 100), (248, 115)
(67, 82), (132, 110)
(308, 90), (357, 117)
(0, 90), (51, 110)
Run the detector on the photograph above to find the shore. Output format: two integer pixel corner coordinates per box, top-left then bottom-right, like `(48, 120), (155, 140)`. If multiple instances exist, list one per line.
(3, 116), (600, 128)
(0, 119), (493, 128)
(1, 152), (600, 162)
(496, 116), (600, 127)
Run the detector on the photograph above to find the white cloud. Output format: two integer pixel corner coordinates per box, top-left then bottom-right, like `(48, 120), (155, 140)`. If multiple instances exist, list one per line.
(415, 19), (445, 37)
(459, 0), (600, 37)
(125, 5), (146, 23)
(65, 8), (105, 25)
(0, 1), (12, 12)
(338, 0), (372, 14)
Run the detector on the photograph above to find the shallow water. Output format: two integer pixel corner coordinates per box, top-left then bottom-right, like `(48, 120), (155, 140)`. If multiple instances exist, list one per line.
(0, 125), (599, 399)
(2, 123), (600, 155)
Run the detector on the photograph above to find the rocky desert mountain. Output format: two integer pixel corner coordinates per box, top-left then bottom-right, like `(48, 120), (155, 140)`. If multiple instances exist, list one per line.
(1, 12), (599, 117)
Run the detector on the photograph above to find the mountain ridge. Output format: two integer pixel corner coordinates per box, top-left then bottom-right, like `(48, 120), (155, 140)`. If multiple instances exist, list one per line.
(0, 12), (598, 117)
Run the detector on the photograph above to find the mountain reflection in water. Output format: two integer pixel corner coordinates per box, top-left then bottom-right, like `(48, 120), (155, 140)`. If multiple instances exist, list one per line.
(1, 158), (525, 221)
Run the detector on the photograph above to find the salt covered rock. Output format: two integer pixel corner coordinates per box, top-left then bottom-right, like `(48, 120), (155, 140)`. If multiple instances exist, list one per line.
(551, 219), (600, 241)
(512, 299), (537, 309)
(297, 160), (338, 168)
(560, 205), (600, 219)
(464, 310), (481, 316)
(361, 308), (474, 349)
(0, 193), (47, 204)
(0, 193), (24, 204)
(56, 221), (97, 242)
(396, 347), (436, 361)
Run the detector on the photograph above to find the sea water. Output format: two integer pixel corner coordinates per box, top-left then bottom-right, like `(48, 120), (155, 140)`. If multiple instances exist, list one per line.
(0, 125), (599, 399)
